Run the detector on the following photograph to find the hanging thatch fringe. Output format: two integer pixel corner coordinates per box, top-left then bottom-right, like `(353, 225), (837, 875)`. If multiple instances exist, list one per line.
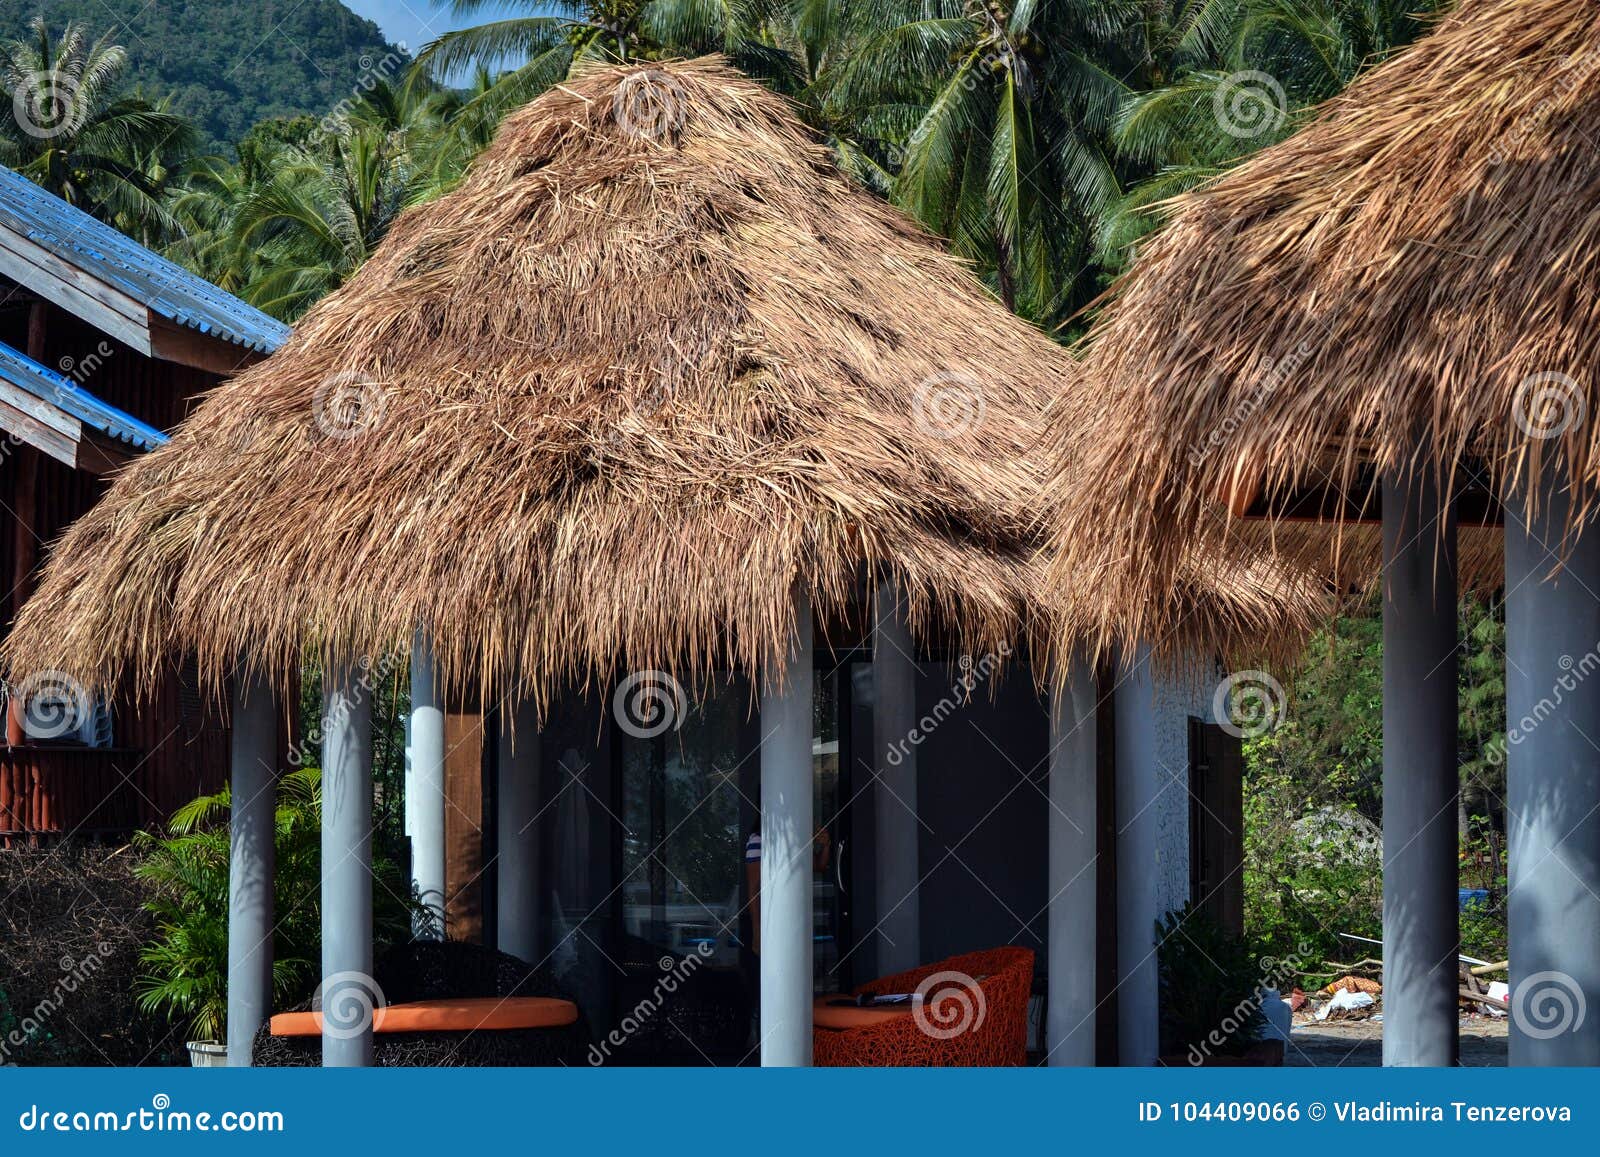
(3, 58), (1325, 709)
(1047, 0), (1600, 652)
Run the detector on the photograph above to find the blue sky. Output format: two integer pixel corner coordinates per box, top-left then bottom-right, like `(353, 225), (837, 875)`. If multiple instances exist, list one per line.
(341, 2), (527, 55)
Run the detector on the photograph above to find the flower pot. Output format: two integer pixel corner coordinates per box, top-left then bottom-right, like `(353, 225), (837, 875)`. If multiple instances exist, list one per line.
(187, 1040), (229, 1067)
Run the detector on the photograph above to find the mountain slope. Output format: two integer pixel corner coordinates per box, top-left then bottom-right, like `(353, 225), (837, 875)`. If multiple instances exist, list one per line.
(0, 0), (408, 150)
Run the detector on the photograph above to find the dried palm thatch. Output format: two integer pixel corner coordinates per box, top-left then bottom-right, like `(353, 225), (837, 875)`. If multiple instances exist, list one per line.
(4, 59), (1323, 706)
(1048, 0), (1600, 649)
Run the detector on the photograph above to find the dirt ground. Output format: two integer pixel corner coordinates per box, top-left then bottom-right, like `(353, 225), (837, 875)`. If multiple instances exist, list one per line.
(1284, 1015), (1509, 1066)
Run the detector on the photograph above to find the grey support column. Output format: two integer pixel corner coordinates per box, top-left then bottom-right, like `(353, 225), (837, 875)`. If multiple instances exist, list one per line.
(226, 674), (276, 1067)
(408, 630), (446, 937)
(872, 582), (921, 976)
(1505, 469), (1600, 1066)
(321, 662), (375, 1067)
(760, 588), (815, 1067)
(1047, 654), (1098, 1066)
(497, 696), (542, 963)
(1381, 467), (1459, 1067)
(1114, 644), (1160, 1066)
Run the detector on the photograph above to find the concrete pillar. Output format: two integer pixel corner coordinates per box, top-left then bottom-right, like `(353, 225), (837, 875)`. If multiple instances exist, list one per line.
(226, 674), (276, 1067)
(1381, 467), (1459, 1067)
(1047, 654), (1098, 1066)
(408, 630), (446, 937)
(1114, 644), (1160, 1065)
(760, 588), (814, 1067)
(1505, 469), (1600, 1066)
(872, 582), (921, 975)
(497, 696), (541, 962)
(321, 662), (375, 1067)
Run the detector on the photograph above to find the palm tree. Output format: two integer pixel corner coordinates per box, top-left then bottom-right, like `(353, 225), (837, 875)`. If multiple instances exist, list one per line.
(1103, 0), (1449, 267)
(415, 1), (800, 125)
(0, 18), (195, 229)
(821, 1), (1135, 322)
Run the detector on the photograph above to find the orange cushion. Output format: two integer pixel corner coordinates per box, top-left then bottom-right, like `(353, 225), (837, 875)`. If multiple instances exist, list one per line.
(270, 996), (578, 1038)
(812, 993), (913, 1031)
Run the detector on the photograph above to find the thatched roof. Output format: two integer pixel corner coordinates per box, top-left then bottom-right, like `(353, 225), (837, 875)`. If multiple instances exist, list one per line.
(4, 59), (1324, 706)
(1048, 0), (1600, 643)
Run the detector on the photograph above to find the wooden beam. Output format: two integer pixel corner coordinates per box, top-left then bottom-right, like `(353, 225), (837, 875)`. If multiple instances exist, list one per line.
(148, 317), (265, 377)
(0, 234), (151, 355)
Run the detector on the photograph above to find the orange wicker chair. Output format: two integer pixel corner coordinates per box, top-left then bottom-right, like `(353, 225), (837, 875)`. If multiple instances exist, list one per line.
(812, 947), (1033, 1066)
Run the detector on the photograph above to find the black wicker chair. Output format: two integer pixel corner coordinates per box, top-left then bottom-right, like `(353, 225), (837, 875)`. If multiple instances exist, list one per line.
(253, 940), (588, 1067)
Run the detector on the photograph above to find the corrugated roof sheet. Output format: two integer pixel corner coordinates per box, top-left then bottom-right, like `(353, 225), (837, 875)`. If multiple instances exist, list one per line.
(0, 339), (168, 452)
(0, 167), (290, 355)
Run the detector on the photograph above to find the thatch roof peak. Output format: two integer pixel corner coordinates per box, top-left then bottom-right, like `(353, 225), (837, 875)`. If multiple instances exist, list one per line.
(5, 58), (1321, 705)
(1048, 0), (1600, 633)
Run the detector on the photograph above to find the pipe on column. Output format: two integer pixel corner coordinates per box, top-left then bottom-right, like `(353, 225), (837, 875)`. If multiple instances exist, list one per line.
(497, 696), (542, 963)
(226, 673), (276, 1067)
(408, 630), (446, 938)
(1114, 644), (1160, 1066)
(872, 582), (921, 976)
(760, 588), (815, 1067)
(1380, 465), (1459, 1067)
(1505, 466), (1600, 1066)
(321, 662), (375, 1067)
(1047, 653), (1098, 1066)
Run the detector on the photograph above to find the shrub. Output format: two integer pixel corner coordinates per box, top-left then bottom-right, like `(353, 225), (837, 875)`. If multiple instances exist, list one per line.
(132, 768), (422, 1042)
(1157, 904), (1269, 1062)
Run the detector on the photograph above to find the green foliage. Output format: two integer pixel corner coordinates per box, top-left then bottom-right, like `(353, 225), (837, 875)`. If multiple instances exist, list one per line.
(0, 16), (196, 231)
(1157, 903), (1268, 1060)
(131, 768), (420, 1042)
(1243, 595), (1509, 970)
(0, 0), (406, 152)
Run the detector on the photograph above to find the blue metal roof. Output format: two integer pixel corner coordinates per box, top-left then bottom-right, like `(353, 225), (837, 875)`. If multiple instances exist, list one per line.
(0, 167), (290, 355)
(0, 339), (168, 452)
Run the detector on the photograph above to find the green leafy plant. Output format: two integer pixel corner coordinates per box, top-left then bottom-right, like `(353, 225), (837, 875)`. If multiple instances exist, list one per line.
(132, 767), (420, 1042)
(1157, 903), (1268, 1061)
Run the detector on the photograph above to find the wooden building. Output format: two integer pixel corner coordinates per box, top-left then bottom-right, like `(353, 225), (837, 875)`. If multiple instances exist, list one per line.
(0, 166), (288, 841)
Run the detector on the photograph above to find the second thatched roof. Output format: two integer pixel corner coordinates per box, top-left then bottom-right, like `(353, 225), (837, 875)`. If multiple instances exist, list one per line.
(4, 59), (1324, 705)
(1048, 0), (1600, 641)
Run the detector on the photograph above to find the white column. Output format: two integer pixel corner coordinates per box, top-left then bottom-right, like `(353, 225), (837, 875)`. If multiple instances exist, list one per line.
(226, 673), (275, 1067)
(1505, 468), (1600, 1066)
(322, 662), (374, 1067)
(1381, 468), (1460, 1067)
(408, 630), (446, 938)
(1114, 644), (1160, 1066)
(872, 582), (921, 975)
(497, 696), (542, 962)
(1048, 654), (1098, 1066)
(760, 588), (815, 1067)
